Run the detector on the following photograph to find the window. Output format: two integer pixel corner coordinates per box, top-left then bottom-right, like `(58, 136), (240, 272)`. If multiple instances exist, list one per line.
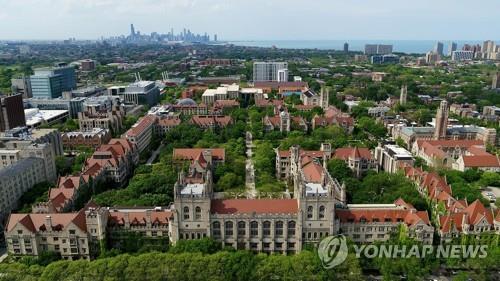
(237, 221), (246, 236)
(365, 234), (373, 239)
(212, 221), (221, 237)
(275, 221), (283, 236)
(263, 221), (271, 236)
(225, 221), (234, 236)
(307, 206), (313, 219)
(69, 230), (76, 235)
(377, 234), (385, 238)
(195, 206), (202, 220)
(319, 206), (325, 219)
(250, 221), (258, 237)
(288, 221), (296, 237)
(183, 207), (190, 220)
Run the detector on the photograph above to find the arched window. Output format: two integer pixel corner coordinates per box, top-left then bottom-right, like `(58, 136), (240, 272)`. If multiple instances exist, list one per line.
(183, 206), (190, 220)
(288, 221), (296, 237)
(237, 221), (246, 236)
(319, 206), (325, 219)
(307, 206), (313, 219)
(195, 206), (202, 220)
(263, 221), (271, 236)
(250, 221), (258, 237)
(225, 221), (234, 236)
(275, 221), (283, 236)
(212, 221), (221, 237)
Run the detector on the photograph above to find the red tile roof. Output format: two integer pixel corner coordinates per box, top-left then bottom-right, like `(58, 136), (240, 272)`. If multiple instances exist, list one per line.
(210, 199), (298, 214)
(334, 147), (372, 160)
(191, 115), (232, 127)
(302, 161), (324, 183)
(157, 117), (181, 127)
(462, 155), (500, 168)
(125, 115), (156, 137)
(108, 210), (172, 226)
(6, 212), (87, 233)
(336, 208), (431, 226)
(173, 148), (225, 162)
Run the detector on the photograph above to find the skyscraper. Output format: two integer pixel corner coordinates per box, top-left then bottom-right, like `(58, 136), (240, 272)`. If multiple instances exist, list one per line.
(130, 24), (135, 37)
(0, 94), (26, 132)
(343, 42), (349, 53)
(433, 42), (444, 56)
(253, 62), (288, 82)
(448, 42), (457, 56)
(434, 100), (449, 140)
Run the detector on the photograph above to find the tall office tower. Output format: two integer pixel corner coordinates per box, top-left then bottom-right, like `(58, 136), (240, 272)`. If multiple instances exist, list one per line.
(400, 85), (407, 105)
(448, 42), (457, 56)
(343, 42), (349, 53)
(253, 62), (288, 82)
(492, 72), (500, 89)
(433, 42), (444, 56)
(434, 100), (449, 140)
(364, 44), (378, 55)
(130, 24), (135, 37)
(214, 34), (218, 42)
(30, 65), (76, 99)
(0, 94), (26, 132)
(377, 44), (393, 55)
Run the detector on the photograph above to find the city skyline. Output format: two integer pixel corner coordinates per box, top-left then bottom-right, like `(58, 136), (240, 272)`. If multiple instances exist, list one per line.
(0, 0), (500, 40)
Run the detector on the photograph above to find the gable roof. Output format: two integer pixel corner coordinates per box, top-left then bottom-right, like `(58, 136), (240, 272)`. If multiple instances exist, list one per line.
(210, 199), (298, 214)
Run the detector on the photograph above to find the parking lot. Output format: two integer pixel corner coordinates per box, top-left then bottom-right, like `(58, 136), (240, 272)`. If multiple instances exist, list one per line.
(482, 186), (500, 206)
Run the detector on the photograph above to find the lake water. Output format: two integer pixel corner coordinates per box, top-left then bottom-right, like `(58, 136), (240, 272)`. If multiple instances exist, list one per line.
(229, 40), (492, 55)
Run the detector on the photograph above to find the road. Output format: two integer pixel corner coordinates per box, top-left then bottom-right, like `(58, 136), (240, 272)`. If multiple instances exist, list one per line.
(245, 131), (257, 199)
(146, 142), (165, 165)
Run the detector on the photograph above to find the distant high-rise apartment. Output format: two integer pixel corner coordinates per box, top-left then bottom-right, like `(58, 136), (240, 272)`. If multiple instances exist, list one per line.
(448, 42), (457, 56)
(483, 40), (496, 54)
(433, 42), (444, 56)
(377, 44), (393, 55)
(364, 44), (393, 55)
(451, 51), (474, 61)
(425, 52), (440, 64)
(492, 72), (500, 89)
(343, 42), (349, 53)
(30, 65), (76, 99)
(253, 62), (288, 82)
(0, 94), (26, 132)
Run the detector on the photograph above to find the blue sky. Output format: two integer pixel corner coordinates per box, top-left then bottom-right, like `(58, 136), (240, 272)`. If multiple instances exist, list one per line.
(0, 0), (499, 40)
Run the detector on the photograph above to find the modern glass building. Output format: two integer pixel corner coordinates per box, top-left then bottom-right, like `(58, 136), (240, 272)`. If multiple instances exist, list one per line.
(30, 66), (76, 99)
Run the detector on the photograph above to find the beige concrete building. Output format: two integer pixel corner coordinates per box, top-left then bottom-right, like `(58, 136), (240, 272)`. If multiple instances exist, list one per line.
(78, 96), (125, 133)
(0, 158), (47, 219)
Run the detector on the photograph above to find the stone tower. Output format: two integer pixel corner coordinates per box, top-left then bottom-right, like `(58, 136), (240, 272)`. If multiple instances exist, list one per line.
(320, 86), (329, 109)
(400, 85), (407, 105)
(279, 110), (291, 132)
(434, 100), (449, 140)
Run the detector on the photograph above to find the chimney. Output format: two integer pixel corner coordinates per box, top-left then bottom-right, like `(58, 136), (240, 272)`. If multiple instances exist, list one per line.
(146, 210), (152, 226)
(45, 215), (52, 230)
